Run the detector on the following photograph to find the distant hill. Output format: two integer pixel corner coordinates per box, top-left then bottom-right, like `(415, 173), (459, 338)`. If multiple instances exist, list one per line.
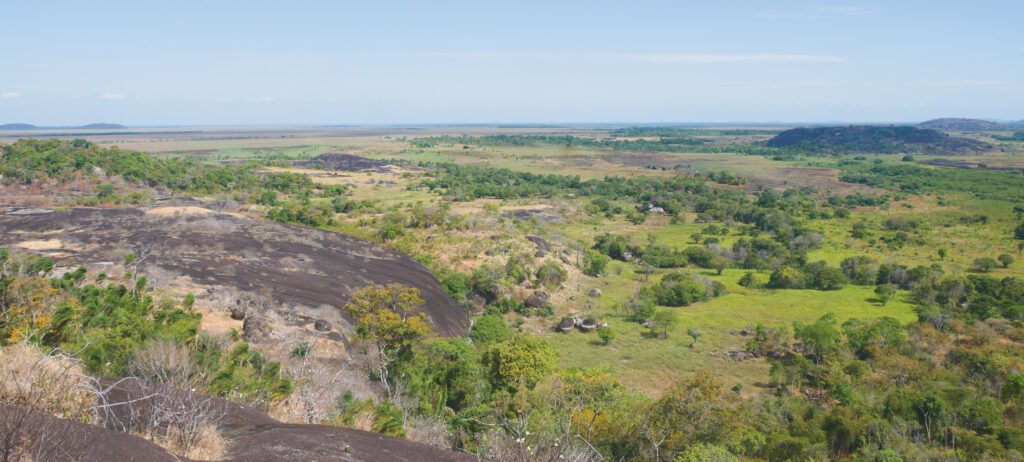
(1, 122), (127, 131)
(0, 123), (38, 130)
(79, 123), (126, 129)
(919, 118), (1002, 131)
(765, 125), (991, 155)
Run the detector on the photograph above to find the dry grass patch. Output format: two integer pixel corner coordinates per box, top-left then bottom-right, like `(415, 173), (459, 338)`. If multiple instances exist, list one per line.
(0, 343), (94, 422)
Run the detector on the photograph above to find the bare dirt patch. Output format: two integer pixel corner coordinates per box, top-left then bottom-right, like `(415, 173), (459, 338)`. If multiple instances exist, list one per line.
(145, 206), (216, 216)
(14, 238), (72, 251)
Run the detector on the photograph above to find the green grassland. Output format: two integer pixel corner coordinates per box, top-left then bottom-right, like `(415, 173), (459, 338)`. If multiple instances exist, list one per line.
(541, 267), (917, 395)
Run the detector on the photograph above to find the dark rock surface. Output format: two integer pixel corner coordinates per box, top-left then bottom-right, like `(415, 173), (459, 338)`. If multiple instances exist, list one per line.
(293, 153), (392, 172)
(0, 204), (469, 337)
(5, 378), (477, 462)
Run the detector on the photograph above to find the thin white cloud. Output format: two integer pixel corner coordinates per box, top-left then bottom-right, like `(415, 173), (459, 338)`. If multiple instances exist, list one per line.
(419, 52), (844, 64)
(0, 92), (19, 99)
(98, 93), (127, 100)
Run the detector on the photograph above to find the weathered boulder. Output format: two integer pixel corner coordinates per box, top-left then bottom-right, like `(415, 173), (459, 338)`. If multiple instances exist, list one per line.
(525, 291), (550, 308)
(243, 314), (272, 341)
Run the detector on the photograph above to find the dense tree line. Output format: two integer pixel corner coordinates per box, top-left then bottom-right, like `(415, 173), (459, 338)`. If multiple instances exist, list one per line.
(840, 159), (1024, 203)
(609, 127), (779, 137)
(410, 134), (781, 156)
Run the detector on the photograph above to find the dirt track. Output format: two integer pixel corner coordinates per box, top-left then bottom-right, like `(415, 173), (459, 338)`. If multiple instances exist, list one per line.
(0, 202), (469, 337)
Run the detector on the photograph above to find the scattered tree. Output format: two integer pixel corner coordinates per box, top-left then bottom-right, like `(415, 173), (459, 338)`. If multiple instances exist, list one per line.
(687, 328), (703, 348)
(648, 310), (680, 339)
(597, 326), (616, 345)
(874, 284), (896, 305)
(999, 253), (1015, 268)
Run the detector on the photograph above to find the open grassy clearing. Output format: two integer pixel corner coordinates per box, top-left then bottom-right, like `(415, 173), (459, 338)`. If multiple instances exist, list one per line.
(541, 268), (916, 396)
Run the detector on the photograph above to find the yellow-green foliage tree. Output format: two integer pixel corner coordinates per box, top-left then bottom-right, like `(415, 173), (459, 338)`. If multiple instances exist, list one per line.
(344, 284), (431, 399)
(482, 335), (557, 391)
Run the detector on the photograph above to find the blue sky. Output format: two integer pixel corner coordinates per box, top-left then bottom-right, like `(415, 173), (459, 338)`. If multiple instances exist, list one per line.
(1, 0), (1022, 125)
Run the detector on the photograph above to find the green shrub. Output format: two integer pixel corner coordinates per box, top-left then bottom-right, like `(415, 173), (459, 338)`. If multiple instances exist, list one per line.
(470, 314), (513, 344)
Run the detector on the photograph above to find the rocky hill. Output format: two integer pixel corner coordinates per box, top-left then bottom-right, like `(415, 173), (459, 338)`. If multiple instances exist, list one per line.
(918, 118), (1003, 131)
(765, 125), (991, 154)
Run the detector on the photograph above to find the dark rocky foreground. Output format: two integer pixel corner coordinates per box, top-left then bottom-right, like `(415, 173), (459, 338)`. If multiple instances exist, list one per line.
(5, 378), (476, 462)
(0, 202), (469, 337)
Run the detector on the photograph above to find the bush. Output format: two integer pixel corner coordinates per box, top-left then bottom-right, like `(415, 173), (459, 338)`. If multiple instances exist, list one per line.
(535, 261), (567, 289)
(597, 326), (615, 345)
(999, 254), (1015, 268)
(739, 272), (760, 289)
(675, 443), (739, 462)
(372, 401), (405, 437)
(1016, 223), (1024, 240)
(583, 251), (611, 277)
(811, 268), (848, 291)
(972, 258), (999, 273)
(840, 256), (880, 285)
(874, 284), (896, 305)
(470, 314), (513, 344)
(481, 336), (557, 391)
(768, 266), (805, 289)
(627, 298), (656, 323)
(651, 276), (706, 306)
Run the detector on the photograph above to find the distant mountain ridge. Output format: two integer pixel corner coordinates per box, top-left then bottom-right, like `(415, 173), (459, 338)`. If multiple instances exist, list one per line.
(766, 125), (991, 155)
(79, 122), (126, 129)
(0, 123), (38, 130)
(0, 122), (126, 130)
(918, 118), (1003, 131)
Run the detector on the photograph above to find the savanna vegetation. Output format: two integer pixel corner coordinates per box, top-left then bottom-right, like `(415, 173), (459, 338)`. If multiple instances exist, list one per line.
(4, 126), (1024, 461)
